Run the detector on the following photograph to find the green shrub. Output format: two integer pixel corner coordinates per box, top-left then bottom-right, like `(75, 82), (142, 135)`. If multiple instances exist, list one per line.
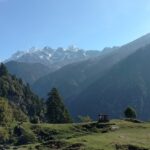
(31, 125), (57, 142)
(124, 106), (137, 119)
(78, 115), (93, 123)
(30, 116), (40, 124)
(14, 126), (37, 145)
(0, 127), (9, 144)
(11, 104), (28, 122)
(0, 98), (13, 126)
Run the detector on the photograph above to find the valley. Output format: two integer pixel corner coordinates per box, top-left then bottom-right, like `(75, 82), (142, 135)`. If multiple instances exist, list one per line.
(1, 1), (150, 149)
(5, 33), (150, 120)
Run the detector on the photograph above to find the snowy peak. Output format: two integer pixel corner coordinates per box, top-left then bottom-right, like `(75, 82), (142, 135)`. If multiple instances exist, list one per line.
(6, 46), (101, 70)
(11, 51), (25, 59)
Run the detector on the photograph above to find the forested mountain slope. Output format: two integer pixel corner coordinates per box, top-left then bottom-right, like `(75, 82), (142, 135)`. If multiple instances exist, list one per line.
(32, 33), (150, 101)
(70, 44), (150, 120)
(0, 63), (43, 119)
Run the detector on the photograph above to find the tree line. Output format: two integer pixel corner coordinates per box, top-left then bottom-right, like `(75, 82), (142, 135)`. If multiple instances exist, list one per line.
(0, 63), (138, 126)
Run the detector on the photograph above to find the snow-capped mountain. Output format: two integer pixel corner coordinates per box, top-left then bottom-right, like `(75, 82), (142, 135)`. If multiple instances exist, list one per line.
(6, 46), (100, 70)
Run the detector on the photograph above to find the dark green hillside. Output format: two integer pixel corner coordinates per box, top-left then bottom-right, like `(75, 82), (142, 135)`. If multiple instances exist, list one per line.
(0, 63), (43, 119)
(5, 61), (50, 84)
(70, 44), (150, 120)
(0, 97), (28, 124)
(32, 59), (92, 99)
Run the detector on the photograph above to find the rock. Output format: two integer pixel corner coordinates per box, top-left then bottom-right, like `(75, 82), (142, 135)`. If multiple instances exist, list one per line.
(115, 144), (148, 150)
(64, 143), (84, 150)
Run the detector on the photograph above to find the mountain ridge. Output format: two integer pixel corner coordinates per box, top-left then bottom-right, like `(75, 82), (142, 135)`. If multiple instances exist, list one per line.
(70, 44), (150, 120)
(6, 46), (101, 70)
(32, 33), (150, 101)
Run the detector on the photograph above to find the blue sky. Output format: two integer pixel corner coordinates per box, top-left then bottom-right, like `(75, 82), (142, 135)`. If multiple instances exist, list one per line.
(0, 0), (150, 60)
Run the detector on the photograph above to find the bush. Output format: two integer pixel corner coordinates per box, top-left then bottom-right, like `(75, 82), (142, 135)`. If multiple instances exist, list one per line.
(14, 125), (37, 145)
(124, 106), (137, 119)
(124, 107), (136, 119)
(0, 127), (9, 144)
(78, 115), (93, 123)
(31, 125), (57, 142)
(11, 104), (28, 122)
(0, 98), (13, 126)
(30, 116), (40, 124)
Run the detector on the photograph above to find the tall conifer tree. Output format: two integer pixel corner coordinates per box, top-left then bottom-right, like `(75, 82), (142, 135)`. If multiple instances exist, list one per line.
(0, 63), (8, 77)
(46, 88), (72, 123)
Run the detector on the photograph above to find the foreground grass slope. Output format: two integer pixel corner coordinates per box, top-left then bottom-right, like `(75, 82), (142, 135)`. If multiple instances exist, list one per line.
(1, 120), (150, 150)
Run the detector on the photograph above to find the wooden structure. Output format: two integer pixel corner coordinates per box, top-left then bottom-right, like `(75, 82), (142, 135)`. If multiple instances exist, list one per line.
(98, 114), (109, 123)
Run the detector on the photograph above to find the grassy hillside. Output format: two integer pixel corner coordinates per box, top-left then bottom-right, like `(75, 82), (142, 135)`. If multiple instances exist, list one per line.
(1, 120), (150, 150)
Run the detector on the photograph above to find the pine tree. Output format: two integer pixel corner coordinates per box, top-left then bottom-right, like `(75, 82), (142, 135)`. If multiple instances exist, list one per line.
(45, 88), (72, 123)
(124, 106), (137, 119)
(0, 63), (8, 77)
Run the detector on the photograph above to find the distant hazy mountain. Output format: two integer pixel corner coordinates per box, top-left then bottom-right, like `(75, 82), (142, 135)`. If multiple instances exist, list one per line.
(6, 46), (102, 85)
(6, 46), (100, 71)
(5, 61), (50, 84)
(31, 46), (119, 99)
(32, 33), (150, 101)
(70, 44), (150, 120)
